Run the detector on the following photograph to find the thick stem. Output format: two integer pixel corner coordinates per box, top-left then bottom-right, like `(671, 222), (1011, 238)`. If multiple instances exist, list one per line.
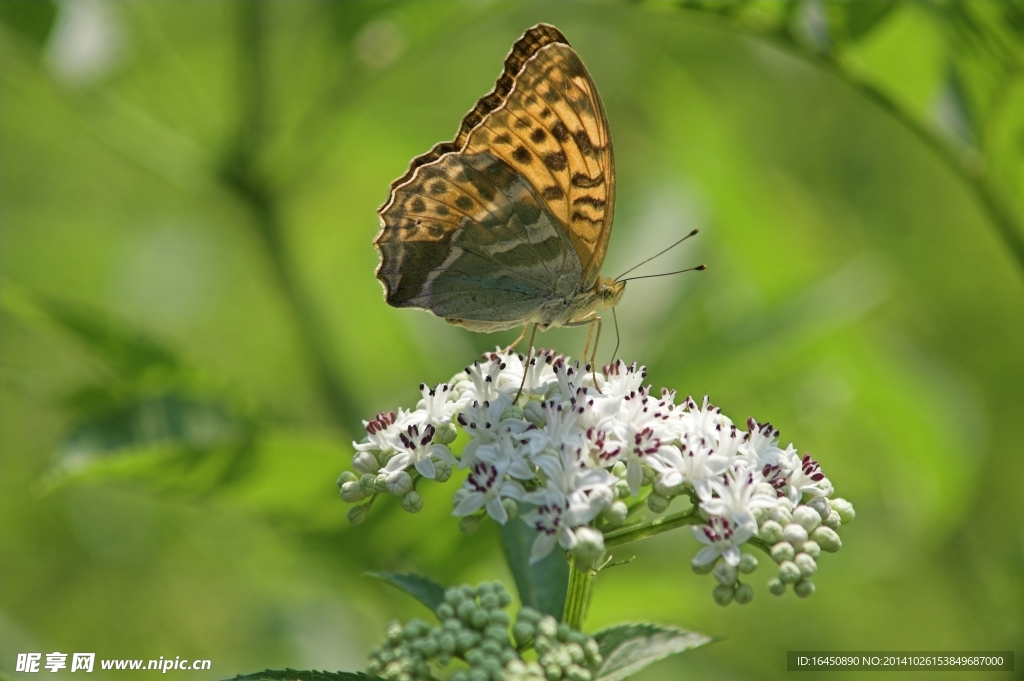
(561, 555), (594, 629)
(224, 1), (359, 431)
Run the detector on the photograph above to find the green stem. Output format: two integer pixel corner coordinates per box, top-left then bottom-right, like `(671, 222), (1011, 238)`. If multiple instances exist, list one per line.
(604, 508), (703, 549)
(562, 554), (595, 629)
(223, 1), (360, 432)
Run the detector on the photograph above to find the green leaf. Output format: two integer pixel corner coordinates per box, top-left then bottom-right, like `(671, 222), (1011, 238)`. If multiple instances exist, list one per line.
(226, 670), (381, 681)
(592, 623), (715, 681)
(1, 283), (183, 380)
(0, 0), (57, 47)
(499, 517), (568, 619)
(367, 572), (446, 614)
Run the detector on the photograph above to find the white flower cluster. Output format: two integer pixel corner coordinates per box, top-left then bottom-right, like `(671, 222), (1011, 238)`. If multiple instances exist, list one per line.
(338, 350), (854, 603)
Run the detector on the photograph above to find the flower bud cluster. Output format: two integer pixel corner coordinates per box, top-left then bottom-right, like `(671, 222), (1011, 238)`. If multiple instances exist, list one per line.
(366, 582), (600, 681)
(341, 350), (853, 603)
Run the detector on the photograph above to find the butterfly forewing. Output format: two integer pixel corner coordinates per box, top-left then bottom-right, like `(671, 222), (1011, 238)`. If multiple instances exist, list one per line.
(375, 24), (614, 327)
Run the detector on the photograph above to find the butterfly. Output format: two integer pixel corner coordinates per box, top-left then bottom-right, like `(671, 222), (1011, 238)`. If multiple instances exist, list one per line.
(375, 23), (623, 358)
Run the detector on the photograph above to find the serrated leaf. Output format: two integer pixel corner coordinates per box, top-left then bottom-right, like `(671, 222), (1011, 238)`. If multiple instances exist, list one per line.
(367, 572), (446, 614)
(499, 516), (568, 619)
(592, 623), (714, 681)
(226, 670), (381, 681)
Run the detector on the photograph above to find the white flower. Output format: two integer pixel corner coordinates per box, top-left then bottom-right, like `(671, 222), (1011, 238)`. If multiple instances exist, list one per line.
(700, 469), (779, 532)
(452, 447), (524, 525)
(412, 382), (458, 428)
(520, 488), (577, 563)
(691, 516), (753, 567)
(383, 423), (456, 479)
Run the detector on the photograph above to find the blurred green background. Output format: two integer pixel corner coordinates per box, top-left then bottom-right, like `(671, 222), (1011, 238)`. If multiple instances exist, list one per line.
(2, 1), (1023, 680)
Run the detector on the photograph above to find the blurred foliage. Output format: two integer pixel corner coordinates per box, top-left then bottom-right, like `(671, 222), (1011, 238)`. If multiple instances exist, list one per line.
(1, 1), (1022, 681)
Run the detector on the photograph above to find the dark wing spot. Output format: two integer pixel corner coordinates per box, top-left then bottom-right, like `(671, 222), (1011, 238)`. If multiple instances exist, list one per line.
(430, 180), (446, 195)
(428, 225), (444, 237)
(436, 205), (449, 216)
(539, 107), (552, 119)
(572, 195), (605, 208)
(571, 211), (602, 225)
(543, 152), (567, 171)
(530, 128), (547, 144)
(514, 117), (531, 130)
(455, 195), (474, 210)
(550, 122), (569, 142)
(571, 172), (604, 188)
(525, 94), (538, 106)
(406, 221), (421, 236)
(573, 130), (594, 156)
(410, 198), (426, 212)
(541, 185), (564, 201)
(512, 146), (532, 164)
(494, 133), (512, 145)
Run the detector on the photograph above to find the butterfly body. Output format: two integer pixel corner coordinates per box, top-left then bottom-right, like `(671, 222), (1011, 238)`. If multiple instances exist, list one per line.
(375, 24), (621, 336)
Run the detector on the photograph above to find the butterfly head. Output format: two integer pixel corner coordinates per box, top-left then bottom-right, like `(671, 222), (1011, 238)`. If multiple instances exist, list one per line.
(595, 277), (626, 310)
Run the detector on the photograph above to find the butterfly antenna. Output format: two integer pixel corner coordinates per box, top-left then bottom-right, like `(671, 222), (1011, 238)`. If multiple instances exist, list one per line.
(615, 228), (699, 282)
(618, 264), (707, 283)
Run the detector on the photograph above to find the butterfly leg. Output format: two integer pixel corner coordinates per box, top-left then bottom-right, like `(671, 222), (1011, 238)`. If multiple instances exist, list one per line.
(565, 314), (603, 393)
(513, 323), (539, 403)
(502, 324), (531, 354)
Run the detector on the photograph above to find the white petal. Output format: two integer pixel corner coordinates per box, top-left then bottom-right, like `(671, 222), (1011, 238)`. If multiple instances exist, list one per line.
(486, 496), (508, 525)
(626, 460), (642, 496)
(529, 531), (558, 564)
(693, 545), (722, 566)
(383, 452), (411, 473)
(415, 457), (436, 479)
(453, 493), (485, 517)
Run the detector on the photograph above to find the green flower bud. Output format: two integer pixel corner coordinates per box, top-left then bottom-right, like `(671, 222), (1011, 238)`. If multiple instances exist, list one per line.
(433, 422), (458, 444)
(770, 541), (795, 564)
(459, 514), (483, 535)
(503, 498), (519, 521)
(340, 481), (366, 503)
(767, 577), (786, 596)
(374, 473), (390, 494)
(518, 607), (542, 624)
(734, 582), (754, 605)
(346, 503), (369, 525)
(807, 496), (831, 521)
(783, 523), (808, 545)
(450, 670), (468, 681)
(739, 552), (758, 574)
(713, 561), (738, 586)
(754, 482), (777, 498)
(801, 540), (821, 559)
(471, 609), (489, 630)
(480, 592), (499, 610)
(601, 500), (628, 528)
(513, 621), (535, 647)
(468, 668), (488, 681)
(359, 473), (377, 494)
(557, 623), (573, 642)
(386, 471), (413, 496)
(337, 471), (358, 486)
(758, 519), (784, 544)
(794, 552), (817, 577)
(641, 465), (656, 485)
(488, 609), (510, 627)
(452, 488), (470, 509)
(778, 560), (801, 584)
(652, 477), (678, 498)
(646, 493), (670, 513)
(823, 510), (842, 530)
(366, 661), (381, 676)
(439, 632), (457, 654)
(386, 620), (403, 642)
(566, 664), (591, 681)
(457, 600), (477, 622)
(377, 449), (396, 466)
(544, 662), (562, 680)
(614, 480), (631, 499)
(538, 615), (558, 639)
(500, 405), (525, 421)
(691, 557), (716, 574)
(352, 451), (379, 475)
(437, 603), (455, 620)
(793, 505), (821, 532)
(769, 505), (793, 525)
(611, 461), (627, 478)
(484, 624), (508, 642)
(523, 401), (546, 427)
(455, 630), (478, 653)
(712, 583), (734, 606)
(401, 490), (423, 513)
(794, 578), (815, 598)
(433, 459), (453, 483)
(583, 639), (601, 665)
(811, 526), (842, 552)
(572, 527), (605, 570)
(830, 497), (856, 523)
(444, 587), (465, 605)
